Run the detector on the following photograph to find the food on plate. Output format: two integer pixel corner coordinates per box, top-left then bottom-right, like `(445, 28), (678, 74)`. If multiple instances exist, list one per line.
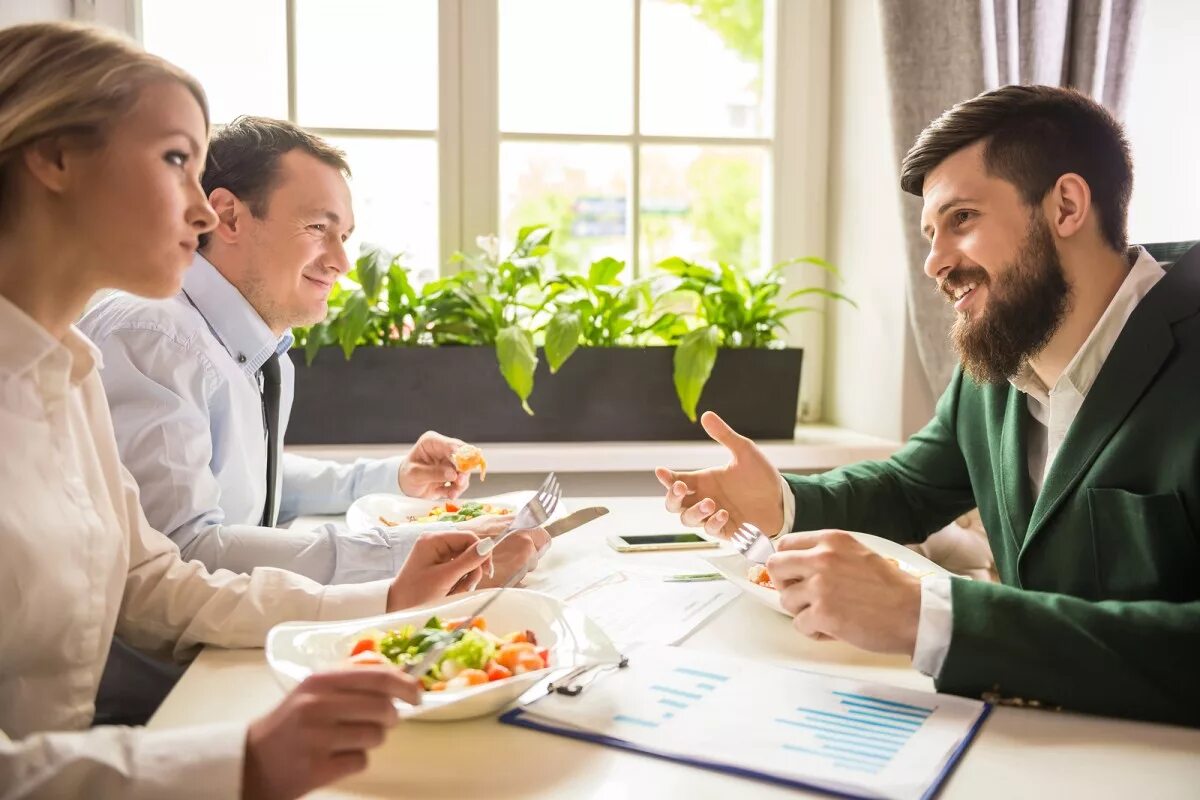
(380, 500), (514, 527)
(342, 616), (550, 692)
(453, 443), (487, 481)
(746, 557), (931, 590)
(748, 563), (775, 589)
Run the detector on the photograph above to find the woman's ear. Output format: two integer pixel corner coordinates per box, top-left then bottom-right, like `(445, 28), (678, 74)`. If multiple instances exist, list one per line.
(21, 136), (72, 194)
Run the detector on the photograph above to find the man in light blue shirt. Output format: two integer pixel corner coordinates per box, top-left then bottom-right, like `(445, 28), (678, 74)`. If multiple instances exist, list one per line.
(81, 116), (549, 585)
(80, 117), (549, 723)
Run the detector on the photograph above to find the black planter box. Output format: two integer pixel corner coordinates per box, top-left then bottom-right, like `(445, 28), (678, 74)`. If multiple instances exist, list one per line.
(287, 346), (802, 443)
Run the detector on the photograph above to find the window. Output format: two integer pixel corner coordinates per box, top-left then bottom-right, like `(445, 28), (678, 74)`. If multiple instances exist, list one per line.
(140, 0), (441, 273)
(1124, 1), (1200, 246)
(497, 0), (772, 277)
(138, 0), (831, 419)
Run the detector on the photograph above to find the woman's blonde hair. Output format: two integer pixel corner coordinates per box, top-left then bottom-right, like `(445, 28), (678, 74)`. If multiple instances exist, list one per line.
(0, 21), (208, 216)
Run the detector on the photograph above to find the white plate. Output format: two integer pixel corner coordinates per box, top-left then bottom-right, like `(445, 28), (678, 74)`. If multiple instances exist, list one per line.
(265, 588), (620, 721)
(346, 490), (554, 531)
(703, 531), (954, 616)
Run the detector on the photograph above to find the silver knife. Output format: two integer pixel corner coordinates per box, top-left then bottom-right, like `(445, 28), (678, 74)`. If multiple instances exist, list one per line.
(545, 506), (609, 538)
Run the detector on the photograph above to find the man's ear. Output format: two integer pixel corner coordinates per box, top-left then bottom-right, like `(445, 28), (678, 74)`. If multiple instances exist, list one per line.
(1045, 173), (1091, 240)
(206, 187), (245, 245)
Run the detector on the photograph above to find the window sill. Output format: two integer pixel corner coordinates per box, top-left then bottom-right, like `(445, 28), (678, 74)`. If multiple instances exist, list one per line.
(284, 424), (900, 474)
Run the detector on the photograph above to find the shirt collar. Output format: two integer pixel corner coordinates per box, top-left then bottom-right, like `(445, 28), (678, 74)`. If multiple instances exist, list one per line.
(0, 294), (103, 385)
(181, 253), (293, 374)
(1012, 245), (1167, 403)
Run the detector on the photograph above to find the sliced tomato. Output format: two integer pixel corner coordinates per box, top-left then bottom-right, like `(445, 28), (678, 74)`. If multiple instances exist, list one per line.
(485, 660), (513, 682)
(445, 503), (459, 513)
(350, 638), (377, 656)
(536, 648), (550, 667)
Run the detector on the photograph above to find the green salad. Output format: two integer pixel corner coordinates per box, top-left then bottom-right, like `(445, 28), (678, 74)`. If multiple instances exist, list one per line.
(345, 615), (550, 692)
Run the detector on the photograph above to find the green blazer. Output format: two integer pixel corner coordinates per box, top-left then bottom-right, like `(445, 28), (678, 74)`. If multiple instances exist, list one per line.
(786, 244), (1200, 727)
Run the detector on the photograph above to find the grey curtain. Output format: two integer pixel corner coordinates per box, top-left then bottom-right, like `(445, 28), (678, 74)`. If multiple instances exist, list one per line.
(877, 0), (1145, 398)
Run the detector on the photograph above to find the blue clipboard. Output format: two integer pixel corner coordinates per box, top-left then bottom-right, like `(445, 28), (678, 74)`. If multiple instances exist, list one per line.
(499, 702), (992, 800)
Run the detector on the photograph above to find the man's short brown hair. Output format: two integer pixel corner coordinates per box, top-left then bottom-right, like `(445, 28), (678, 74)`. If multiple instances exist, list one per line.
(198, 116), (350, 249)
(900, 85), (1132, 252)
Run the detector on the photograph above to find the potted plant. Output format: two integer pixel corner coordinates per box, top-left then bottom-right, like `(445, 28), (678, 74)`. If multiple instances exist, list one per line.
(288, 227), (853, 443)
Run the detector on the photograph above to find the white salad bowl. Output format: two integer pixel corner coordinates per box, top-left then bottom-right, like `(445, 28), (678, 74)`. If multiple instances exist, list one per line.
(265, 588), (621, 721)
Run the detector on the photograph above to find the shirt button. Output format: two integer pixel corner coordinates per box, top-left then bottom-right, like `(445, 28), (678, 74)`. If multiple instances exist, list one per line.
(237, 354), (247, 364)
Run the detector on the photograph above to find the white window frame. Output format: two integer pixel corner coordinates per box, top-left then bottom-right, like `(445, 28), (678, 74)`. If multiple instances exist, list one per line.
(123, 0), (832, 421)
(453, 0), (833, 420)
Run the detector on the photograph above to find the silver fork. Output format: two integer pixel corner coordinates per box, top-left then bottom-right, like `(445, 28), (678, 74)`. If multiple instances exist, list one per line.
(475, 472), (561, 556)
(730, 521), (776, 565)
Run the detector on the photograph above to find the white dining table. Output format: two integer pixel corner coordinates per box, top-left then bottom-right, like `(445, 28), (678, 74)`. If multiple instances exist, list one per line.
(148, 496), (1200, 799)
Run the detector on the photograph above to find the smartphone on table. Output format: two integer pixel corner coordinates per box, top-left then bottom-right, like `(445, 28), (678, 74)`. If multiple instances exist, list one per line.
(606, 532), (719, 552)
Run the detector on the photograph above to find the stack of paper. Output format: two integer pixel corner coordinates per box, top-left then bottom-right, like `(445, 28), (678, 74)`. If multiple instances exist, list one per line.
(521, 555), (740, 648)
(503, 645), (989, 800)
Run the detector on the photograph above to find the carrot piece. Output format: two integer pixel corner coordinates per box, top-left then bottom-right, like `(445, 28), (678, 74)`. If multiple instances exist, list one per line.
(350, 638), (377, 656)
(513, 652), (546, 674)
(495, 642), (537, 669)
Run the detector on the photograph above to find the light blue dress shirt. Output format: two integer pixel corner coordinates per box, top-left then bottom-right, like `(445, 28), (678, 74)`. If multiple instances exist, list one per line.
(79, 253), (447, 586)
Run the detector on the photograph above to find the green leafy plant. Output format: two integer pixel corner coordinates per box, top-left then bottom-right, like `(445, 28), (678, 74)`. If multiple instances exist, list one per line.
(292, 227), (854, 422)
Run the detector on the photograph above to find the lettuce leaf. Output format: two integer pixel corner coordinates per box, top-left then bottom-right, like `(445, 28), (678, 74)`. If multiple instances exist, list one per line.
(430, 630), (496, 677)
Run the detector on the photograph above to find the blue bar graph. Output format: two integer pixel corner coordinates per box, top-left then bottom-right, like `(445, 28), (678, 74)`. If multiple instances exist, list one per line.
(650, 685), (703, 700)
(614, 714), (659, 728)
(673, 667), (730, 682)
(832, 692), (933, 714)
(611, 664), (728, 729)
(776, 691), (937, 776)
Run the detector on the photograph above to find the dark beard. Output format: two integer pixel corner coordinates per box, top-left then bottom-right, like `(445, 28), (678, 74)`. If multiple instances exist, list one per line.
(949, 216), (1072, 384)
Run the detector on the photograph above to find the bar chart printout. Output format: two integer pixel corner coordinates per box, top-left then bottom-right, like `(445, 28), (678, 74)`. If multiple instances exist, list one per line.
(506, 646), (989, 800)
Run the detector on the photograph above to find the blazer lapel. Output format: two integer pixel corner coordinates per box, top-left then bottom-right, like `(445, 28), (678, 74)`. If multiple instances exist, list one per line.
(1021, 301), (1177, 559)
(995, 386), (1034, 555)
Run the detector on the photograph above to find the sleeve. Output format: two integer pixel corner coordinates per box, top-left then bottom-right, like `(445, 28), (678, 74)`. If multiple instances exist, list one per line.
(114, 460), (389, 660)
(0, 722), (246, 800)
(94, 328), (417, 585)
(912, 575), (954, 677)
(784, 369), (977, 544)
(176, 519), (453, 585)
(937, 580), (1200, 727)
(776, 473), (795, 537)
(277, 453), (405, 523)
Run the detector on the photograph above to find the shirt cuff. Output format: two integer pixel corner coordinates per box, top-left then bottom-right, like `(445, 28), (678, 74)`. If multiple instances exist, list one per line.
(776, 474), (796, 537)
(359, 456), (406, 497)
(912, 575), (954, 678)
(128, 722), (247, 800)
(316, 579), (391, 620)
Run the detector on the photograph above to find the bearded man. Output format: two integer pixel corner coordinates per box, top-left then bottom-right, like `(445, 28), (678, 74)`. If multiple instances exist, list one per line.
(654, 85), (1200, 728)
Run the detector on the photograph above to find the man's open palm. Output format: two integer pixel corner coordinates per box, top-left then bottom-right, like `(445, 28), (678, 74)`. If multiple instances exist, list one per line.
(655, 411), (784, 538)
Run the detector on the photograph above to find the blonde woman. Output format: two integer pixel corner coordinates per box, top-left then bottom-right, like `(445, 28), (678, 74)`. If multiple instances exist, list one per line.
(0, 22), (494, 799)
